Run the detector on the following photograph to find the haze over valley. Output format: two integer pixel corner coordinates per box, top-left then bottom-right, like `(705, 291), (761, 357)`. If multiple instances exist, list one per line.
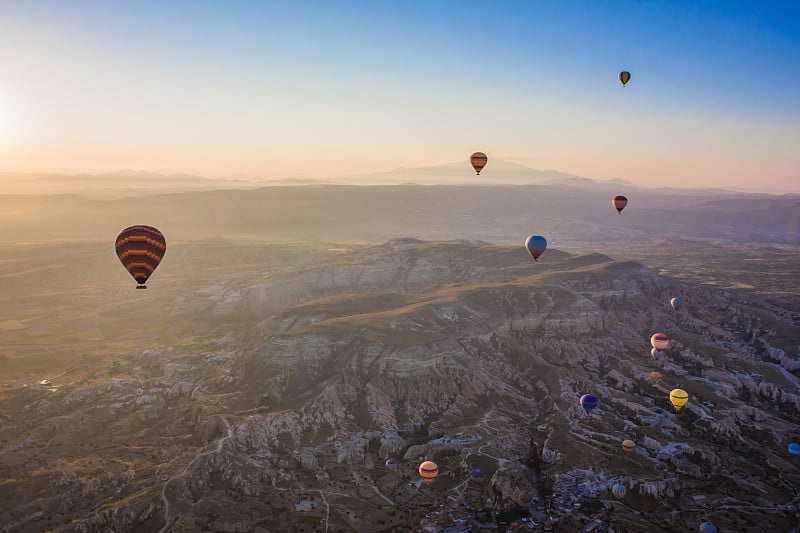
(1, 173), (799, 531)
(2, 1), (800, 532)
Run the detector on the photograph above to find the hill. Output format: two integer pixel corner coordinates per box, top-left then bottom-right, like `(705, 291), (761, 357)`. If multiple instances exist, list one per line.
(0, 182), (798, 247)
(1, 239), (798, 531)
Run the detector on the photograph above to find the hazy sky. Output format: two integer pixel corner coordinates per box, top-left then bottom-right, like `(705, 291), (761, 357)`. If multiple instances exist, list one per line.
(0, 1), (798, 191)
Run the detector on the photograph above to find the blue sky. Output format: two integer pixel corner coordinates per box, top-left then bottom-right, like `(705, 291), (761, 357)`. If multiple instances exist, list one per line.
(0, 0), (798, 190)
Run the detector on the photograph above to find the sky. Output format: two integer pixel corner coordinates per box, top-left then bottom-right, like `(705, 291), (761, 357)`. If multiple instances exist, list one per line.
(0, 0), (798, 191)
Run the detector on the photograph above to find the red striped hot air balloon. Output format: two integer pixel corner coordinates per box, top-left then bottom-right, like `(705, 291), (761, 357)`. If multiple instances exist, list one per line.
(613, 195), (628, 213)
(115, 225), (166, 289)
(470, 152), (487, 175)
(651, 333), (669, 352)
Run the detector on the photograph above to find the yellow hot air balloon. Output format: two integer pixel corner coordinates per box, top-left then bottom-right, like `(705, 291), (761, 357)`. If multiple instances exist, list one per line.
(622, 439), (636, 453)
(619, 71), (631, 86)
(419, 461), (438, 484)
(670, 389), (689, 411)
(650, 371), (662, 384)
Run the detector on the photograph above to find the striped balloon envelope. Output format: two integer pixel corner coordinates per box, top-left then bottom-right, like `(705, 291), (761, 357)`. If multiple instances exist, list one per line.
(418, 461), (438, 484)
(651, 333), (670, 352)
(622, 439), (636, 453)
(115, 225), (166, 289)
(470, 152), (488, 175)
(612, 195), (628, 213)
(669, 388), (689, 411)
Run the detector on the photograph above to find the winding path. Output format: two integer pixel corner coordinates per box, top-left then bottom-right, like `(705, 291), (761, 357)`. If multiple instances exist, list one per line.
(158, 415), (232, 533)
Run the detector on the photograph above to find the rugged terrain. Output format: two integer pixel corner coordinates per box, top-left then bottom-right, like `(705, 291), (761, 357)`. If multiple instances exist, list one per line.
(1, 238), (800, 532)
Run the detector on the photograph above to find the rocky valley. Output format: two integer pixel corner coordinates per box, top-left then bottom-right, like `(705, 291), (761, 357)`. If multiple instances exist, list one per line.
(1, 238), (799, 532)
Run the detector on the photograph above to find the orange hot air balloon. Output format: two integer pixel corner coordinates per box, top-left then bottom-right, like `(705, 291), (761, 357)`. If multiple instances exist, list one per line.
(470, 152), (488, 175)
(115, 225), (166, 289)
(622, 439), (636, 453)
(650, 371), (662, 383)
(612, 195), (628, 214)
(419, 461), (438, 484)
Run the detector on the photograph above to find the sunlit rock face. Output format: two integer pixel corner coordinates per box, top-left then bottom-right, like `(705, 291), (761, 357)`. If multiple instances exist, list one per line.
(2, 240), (798, 532)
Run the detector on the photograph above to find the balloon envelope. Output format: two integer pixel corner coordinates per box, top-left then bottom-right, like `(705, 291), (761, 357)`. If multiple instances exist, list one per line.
(699, 523), (717, 533)
(470, 468), (486, 481)
(670, 297), (684, 311)
(419, 461), (438, 484)
(789, 443), (800, 456)
(619, 71), (631, 86)
(650, 371), (662, 383)
(622, 440), (636, 453)
(580, 394), (598, 412)
(470, 152), (488, 175)
(651, 333), (669, 351)
(650, 348), (659, 360)
(612, 195), (628, 213)
(115, 225), (166, 288)
(670, 389), (689, 411)
(612, 483), (627, 498)
(385, 458), (398, 469)
(525, 235), (547, 261)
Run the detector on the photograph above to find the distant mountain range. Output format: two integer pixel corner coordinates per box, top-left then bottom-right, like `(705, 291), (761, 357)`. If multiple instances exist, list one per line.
(0, 176), (797, 246)
(4, 159), (794, 194)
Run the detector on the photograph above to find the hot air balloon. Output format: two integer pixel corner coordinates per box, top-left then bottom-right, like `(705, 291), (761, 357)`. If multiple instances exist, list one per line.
(699, 522), (717, 533)
(692, 418), (708, 431)
(386, 458), (398, 470)
(787, 504), (798, 513)
(670, 389), (689, 411)
(651, 333), (669, 352)
(470, 468), (486, 481)
(612, 195), (628, 214)
(470, 152), (488, 175)
(115, 225), (166, 289)
(789, 443), (800, 456)
(650, 371), (662, 383)
(419, 461), (438, 484)
(670, 297), (684, 311)
(650, 347), (659, 360)
(612, 483), (627, 499)
(580, 394), (598, 413)
(619, 71), (631, 86)
(622, 440), (636, 453)
(525, 236), (547, 262)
